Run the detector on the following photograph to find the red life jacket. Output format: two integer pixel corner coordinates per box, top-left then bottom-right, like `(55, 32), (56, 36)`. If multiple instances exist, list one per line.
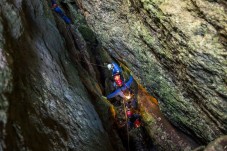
(114, 74), (123, 87)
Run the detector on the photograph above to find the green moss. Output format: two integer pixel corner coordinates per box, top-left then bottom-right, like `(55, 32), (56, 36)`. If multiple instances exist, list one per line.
(67, 4), (86, 24)
(142, 110), (155, 125)
(78, 25), (97, 44)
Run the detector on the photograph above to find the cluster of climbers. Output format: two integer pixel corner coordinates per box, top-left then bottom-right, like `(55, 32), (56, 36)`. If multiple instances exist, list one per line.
(50, 0), (141, 130)
(106, 62), (141, 129)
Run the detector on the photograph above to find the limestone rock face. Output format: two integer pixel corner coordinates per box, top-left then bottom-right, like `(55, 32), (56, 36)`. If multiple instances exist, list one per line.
(79, 0), (227, 143)
(0, 22), (12, 151)
(204, 135), (227, 151)
(193, 135), (227, 151)
(0, 0), (114, 150)
(1, 0), (227, 150)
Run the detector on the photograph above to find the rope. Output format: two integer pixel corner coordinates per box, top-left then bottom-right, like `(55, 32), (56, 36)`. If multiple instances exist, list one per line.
(77, 59), (108, 68)
(122, 98), (130, 151)
(65, 25), (108, 69)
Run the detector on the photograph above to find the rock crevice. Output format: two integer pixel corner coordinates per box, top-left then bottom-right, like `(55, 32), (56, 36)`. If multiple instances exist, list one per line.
(0, 0), (226, 151)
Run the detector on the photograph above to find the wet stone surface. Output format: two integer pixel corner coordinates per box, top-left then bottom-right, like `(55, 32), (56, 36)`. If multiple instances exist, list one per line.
(0, 0), (226, 151)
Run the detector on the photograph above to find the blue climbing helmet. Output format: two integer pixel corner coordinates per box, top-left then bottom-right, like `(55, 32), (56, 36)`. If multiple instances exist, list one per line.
(107, 62), (122, 76)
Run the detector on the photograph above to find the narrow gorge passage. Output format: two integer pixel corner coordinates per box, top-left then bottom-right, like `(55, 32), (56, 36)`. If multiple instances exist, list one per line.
(0, 0), (226, 151)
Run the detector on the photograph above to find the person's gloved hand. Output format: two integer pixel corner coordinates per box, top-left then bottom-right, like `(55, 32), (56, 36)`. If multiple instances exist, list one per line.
(101, 96), (107, 100)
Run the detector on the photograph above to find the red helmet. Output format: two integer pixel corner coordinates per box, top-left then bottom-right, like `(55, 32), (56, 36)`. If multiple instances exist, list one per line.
(126, 109), (132, 118)
(134, 119), (141, 128)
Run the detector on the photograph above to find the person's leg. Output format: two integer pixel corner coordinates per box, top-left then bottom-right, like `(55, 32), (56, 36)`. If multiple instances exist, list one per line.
(127, 120), (133, 129)
(54, 7), (64, 16)
(62, 15), (71, 24)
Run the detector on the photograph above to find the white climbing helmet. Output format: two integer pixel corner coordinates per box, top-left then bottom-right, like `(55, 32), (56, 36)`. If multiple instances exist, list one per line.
(107, 64), (113, 70)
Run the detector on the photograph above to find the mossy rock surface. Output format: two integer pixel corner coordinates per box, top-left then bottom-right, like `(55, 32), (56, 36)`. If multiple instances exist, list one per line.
(78, 0), (227, 144)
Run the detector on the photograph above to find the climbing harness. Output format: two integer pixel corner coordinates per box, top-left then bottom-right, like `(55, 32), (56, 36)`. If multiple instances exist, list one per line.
(72, 57), (108, 68)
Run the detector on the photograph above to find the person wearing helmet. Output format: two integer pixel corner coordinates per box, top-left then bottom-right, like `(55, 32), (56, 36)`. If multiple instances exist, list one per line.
(126, 108), (141, 129)
(105, 62), (134, 100)
(107, 62), (125, 88)
(107, 62), (122, 76)
(51, 0), (71, 24)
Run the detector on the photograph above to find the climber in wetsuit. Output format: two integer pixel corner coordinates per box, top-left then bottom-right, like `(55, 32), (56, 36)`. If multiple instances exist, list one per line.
(106, 62), (137, 107)
(126, 108), (141, 129)
(51, 0), (71, 24)
(107, 62), (125, 88)
(106, 62), (135, 100)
